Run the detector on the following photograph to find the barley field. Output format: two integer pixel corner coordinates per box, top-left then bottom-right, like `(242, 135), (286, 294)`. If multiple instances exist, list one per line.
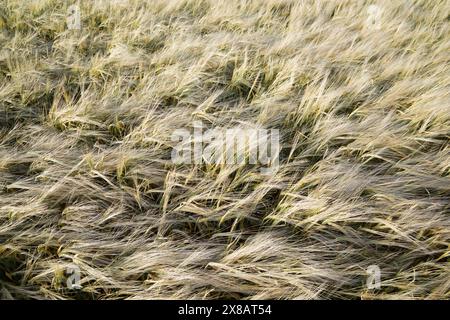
(0, 0), (449, 299)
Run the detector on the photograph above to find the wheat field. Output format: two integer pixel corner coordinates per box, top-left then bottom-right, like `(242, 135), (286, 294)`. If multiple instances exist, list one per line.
(0, 0), (449, 300)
